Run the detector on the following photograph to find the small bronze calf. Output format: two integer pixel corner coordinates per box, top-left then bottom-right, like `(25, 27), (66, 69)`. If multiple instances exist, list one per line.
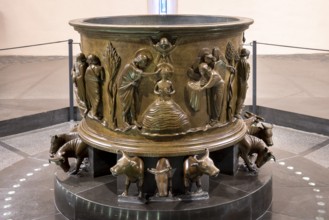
(147, 158), (173, 197)
(110, 151), (144, 198)
(183, 149), (220, 194)
(49, 132), (78, 158)
(238, 134), (276, 172)
(49, 138), (88, 175)
(244, 111), (274, 146)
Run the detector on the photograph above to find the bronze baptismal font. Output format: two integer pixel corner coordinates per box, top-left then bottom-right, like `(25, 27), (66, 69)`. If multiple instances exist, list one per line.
(50, 15), (275, 220)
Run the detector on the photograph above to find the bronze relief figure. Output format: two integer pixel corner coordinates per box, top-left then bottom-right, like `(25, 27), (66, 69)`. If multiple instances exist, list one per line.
(72, 53), (88, 116)
(116, 49), (154, 130)
(142, 63), (190, 136)
(85, 54), (105, 120)
(153, 37), (176, 64)
(235, 48), (251, 118)
(187, 47), (228, 125)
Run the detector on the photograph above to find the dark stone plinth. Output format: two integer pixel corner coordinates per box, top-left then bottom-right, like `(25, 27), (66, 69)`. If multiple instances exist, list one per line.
(211, 145), (239, 175)
(54, 165), (272, 220)
(88, 147), (117, 177)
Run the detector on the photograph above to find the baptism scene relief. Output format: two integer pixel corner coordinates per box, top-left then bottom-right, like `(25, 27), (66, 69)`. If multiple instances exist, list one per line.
(72, 36), (250, 137)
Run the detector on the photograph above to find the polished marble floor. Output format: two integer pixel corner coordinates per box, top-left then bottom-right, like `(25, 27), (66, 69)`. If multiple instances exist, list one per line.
(0, 122), (328, 220)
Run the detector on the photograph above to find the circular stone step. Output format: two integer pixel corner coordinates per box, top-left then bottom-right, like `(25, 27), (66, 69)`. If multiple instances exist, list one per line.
(54, 165), (272, 220)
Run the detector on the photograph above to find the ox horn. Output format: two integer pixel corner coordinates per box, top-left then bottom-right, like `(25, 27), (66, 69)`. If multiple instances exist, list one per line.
(147, 167), (170, 175)
(263, 122), (273, 129)
(260, 122), (265, 129)
(194, 149), (208, 162)
(49, 156), (64, 163)
(204, 148), (209, 157)
(117, 150), (129, 158)
(120, 150), (130, 158)
(244, 111), (253, 118)
(194, 155), (201, 162)
(270, 154), (276, 162)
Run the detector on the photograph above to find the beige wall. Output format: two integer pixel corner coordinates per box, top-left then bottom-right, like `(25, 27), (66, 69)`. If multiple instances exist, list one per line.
(0, 0), (148, 55)
(178, 0), (329, 54)
(1, 0), (328, 55)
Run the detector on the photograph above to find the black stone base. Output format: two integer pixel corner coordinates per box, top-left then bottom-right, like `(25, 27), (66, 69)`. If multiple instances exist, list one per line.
(211, 145), (239, 175)
(54, 165), (272, 220)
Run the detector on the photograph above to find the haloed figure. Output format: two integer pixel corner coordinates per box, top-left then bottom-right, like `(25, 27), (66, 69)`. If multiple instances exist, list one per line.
(198, 63), (225, 124)
(72, 53), (88, 113)
(117, 50), (153, 128)
(235, 48), (250, 118)
(85, 54), (105, 120)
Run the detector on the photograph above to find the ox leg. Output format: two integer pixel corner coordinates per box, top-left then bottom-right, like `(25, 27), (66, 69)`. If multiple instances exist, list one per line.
(184, 178), (191, 194)
(240, 153), (255, 172)
(196, 178), (203, 193)
(137, 178), (144, 198)
(60, 158), (71, 173)
(70, 157), (84, 175)
(168, 176), (173, 197)
(123, 178), (130, 196)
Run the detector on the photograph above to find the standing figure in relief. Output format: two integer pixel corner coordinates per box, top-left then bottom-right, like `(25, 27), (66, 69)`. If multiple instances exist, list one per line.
(84, 54), (105, 120)
(186, 48), (218, 112)
(142, 63), (190, 135)
(117, 50), (153, 129)
(198, 63), (225, 125)
(153, 64), (175, 101)
(187, 47), (231, 124)
(72, 53), (88, 115)
(235, 48), (251, 118)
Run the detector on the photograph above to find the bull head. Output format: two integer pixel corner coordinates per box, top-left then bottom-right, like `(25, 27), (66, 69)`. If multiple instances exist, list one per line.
(120, 150), (137, 167)
(255, 148), (276, 168)
(110, 150), (137, 176)
(193, 148), (209, 162)
(49, 156), (64, 165)
(260, 122), (274, 146)
(49, 135), (60, 156)
(193, 148), (219, 177)
(49, 156), (70, 172)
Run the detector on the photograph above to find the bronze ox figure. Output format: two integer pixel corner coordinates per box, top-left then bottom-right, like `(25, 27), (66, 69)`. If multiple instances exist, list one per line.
(183, 148), (220, 194)
(110, 151), (144, 198)
(248, 122), (273, 147)
(49, 132), (78, 158)
(244, 111), (274, 147)
(147, 158), (173, 197)
(49, 137), (89, 175)
(238, 134), (276, 172)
